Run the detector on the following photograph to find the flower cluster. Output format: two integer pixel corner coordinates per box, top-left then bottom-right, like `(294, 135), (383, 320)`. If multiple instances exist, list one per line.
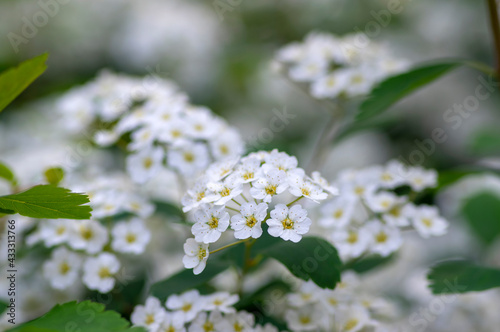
(131, 291), (278, 332)
(27, 173), (154, 293)
(318, 160), (448, 261)
(57, 71), (244, 182)
(283, 273), (398, 332)
(181, 149), (336, 274)
(274, 32), (409, 100)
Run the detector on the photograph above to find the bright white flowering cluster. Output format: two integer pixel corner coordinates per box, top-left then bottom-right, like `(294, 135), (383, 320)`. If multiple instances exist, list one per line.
(283, 273), (398, 332)
(57, 71), (244, 183)
(181, 149), (337, 274)
(274, 32), (409, 100)
(27, 173), (154, 293)
(131, 291), (278, 332)
(318, 160), (448, 261)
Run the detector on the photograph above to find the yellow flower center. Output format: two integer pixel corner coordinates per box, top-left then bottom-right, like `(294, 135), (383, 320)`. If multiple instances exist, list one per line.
(145, 314), (155, 325)
(422, 218), (433, 227)
(347, 232), (358, 244)
(208, 216), (219, 229)
(246, 215), (257, 228)
(282, 218), (294, 229)
(333, 210), (343, 219)
(59, 262), (70, 275)
(381, 173), (393, 181)
(375, 232), (388, 243)
(143, 157), (153, 169)
(171, 130), (182, 138)
(220, 187), (231, 197)
(354, 186), (364, 196)
(126, 233), (137, 243)
(301, 188), (310, 196)
(197, 192), (205, 202)
(194, 124), (204, 131)
(182, 303), (192, 312)
(183, 152), (195, 163)
(203, 322), (214, 332)
(56, 226), (66, 235)
(98, 267), (111, 279)
(80, 226), (93, 240)
(219, 145), (229, 155)
(299, 316), (311, 325)
(344, 318), (359, 331)
(243, 172), (254, 180)
(265, 185), (277, 195)
(389, 206), (401, 217)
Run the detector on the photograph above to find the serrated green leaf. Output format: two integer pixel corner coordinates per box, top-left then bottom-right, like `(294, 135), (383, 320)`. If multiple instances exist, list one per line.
(0, 185), (91, 219)
(428, 260), (500, 294)
(150, 260), (230, 302)
(357, 61), (462, 121)
(343, 254), (396, 274)
(0, 53), (48, 113)
(8, 300), (145, 332)
(461, 191), (500, 245)
(259, 236), (342, 289)
(0, 162), (16, 185)
(44, 167), (65, 186)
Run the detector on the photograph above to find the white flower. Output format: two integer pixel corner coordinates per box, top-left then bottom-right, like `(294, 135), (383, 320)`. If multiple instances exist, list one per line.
(288, 173), (328, 202)
(285, 305), (323, 331)
(267, 204), (312, 243)
(192, 204), (230, 243)
(287, 280), (322, 307)
(127, 146), (164, 183)
(182, 178), (211, 213)
(406, 167), (438, 191)
(111, 218), (151, 254)
(182, 238), (209, 275)
(216, 311), (255, 332)
(365, 191), (402, 213)
(342, 67), (377, 97)
(205, 157), (240, 182)
(254, 324), (279, 332)
(39, 219), (70, 247)
(203, 292), (239, 313)
(167, 142), (210, 177)
(375, 160), (407, 189)
(166, 290), (204, 324)
(310, 71), (347, 99)
(411, 205), (448, 238)
(331, 228), (371, 260)
(310, 171), (338, 195)
(82, 253), (120, 293)
(336, 304), (371, 332)
(233, 156), (261, 183)
(129, 126), (156, 151)
(42, 247), (82, 290)
(231, 202), (268, 239)
(157, 119), (188, 144)
(289, 57), (328, 82)
(131, 296), (167, 331)
(189, 311), (223, 332)
(205, 178), (243, 205)
(158, 312), (186, 332)
(262, 149), (300, 175)
(185, 107), (219, 139)
(210, 128), (245, 160)
(250, 169), (289, 203)
(365, 221), (402, 257)
(68, 220), (108, 254)
(319, 196), (357, 229)
(382, 202), (413, 227)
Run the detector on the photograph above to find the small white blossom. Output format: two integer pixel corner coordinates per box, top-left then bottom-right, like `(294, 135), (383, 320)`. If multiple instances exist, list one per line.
(166, 290), (205, 324)
(250, 169), (289, 203)
(42, 247), (82, 290)
(131, 296), (167, 331)
(267, 204), (312, 243)
(127, 146), (164, 183)
(365, 221), (402, 257)
(68, 220), (108, 255)
(192, 204), (230, 243)
(204, 292), (239, 313)
(231, 202), (268, 239)
(82, 253), (120, 293)
(411, 205), (448, 238)
(111, 218), (151, 254)
(182, 238), (209, 275)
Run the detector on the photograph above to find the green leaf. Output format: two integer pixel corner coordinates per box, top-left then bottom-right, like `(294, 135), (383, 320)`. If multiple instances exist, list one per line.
(343, 254), (396, 274)
(461, 191), (500, 245)
(8, 300), (145, 332)
(428, 260), (500, 294)
(0, 162), (16, 185)
(0, 300), (7, 315)
(0, 53), (48, 113)
(150, 260), (230, 302)
(357, 61), (462, 121)
(44, 167), (65, 186)
(259, 236), (342, 289)
(469, 129), (500, 155)
(0, 185), (91, 219)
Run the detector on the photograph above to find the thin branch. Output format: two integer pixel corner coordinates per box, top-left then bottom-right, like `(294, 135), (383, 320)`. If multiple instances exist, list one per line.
(487, 0), (500, 78)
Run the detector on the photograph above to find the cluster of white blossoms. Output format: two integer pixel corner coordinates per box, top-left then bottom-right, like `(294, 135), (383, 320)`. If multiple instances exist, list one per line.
(131, 291), (278, 332)
(181, 149), (337, 274)
(283, 274), (398, 332)
(57, 71), (244, 183)
(26, 173), (154, 293)
(274, 32), (409, 99)
(317, 160), (448, 261)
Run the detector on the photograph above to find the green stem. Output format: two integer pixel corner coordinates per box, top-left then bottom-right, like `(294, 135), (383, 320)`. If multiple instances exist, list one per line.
(487, 0), (500, 78)
(209, 239), (249, 254)
(226, 206), (240, 213)
(231, 198), (241, 206)
(287, 196), (303, 207)
(238, 238), (257, 296)
(307, 111), (344, 172)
